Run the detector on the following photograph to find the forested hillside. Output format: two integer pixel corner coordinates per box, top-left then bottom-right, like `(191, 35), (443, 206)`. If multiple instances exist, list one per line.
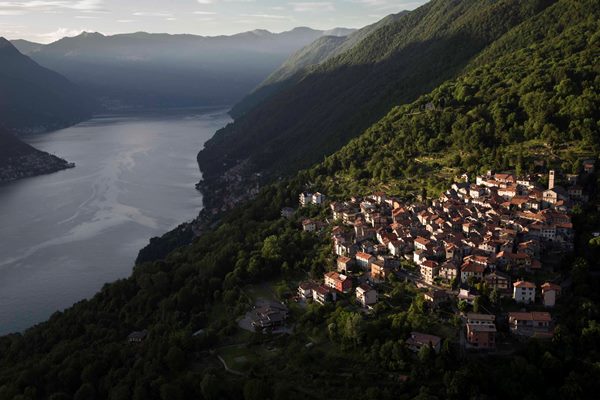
(0, 129), (73, 183)
(0, 38), (91, 182)
(0, 37), (93, 134)
(198, 0), (557, 211)
(230, 12), (407, 118)
(305, 0), (599, 199)
(1, 0), (599, 399)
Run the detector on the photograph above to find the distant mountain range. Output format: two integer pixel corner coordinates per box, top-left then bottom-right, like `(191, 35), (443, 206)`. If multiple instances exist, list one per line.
(12, 27), (355, 110)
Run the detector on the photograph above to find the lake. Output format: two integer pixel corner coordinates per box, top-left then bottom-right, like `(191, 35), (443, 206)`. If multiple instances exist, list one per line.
(0, 108), (231, 335)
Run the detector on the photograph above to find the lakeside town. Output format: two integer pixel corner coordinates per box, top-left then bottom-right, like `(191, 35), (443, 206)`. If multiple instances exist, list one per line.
(257, 161), (599, 354)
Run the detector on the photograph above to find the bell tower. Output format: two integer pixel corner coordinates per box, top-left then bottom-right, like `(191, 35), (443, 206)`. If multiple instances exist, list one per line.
(549, 170), (555, 190)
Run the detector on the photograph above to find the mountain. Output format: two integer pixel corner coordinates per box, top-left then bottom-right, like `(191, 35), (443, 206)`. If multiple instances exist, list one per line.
(197, 0), (558, 212)
(230, 12), (407, 117)
(10, 39), (43, 54)
(0, 38), (90, 181)
(0, 129), (73, 183)
(0, 37), (94, 134)
(1, 0), (599, 399)
(14, 28), (351, 110)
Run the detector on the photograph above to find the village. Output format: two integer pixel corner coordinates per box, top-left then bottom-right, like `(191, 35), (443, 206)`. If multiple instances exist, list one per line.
(282, 162), (595, 353)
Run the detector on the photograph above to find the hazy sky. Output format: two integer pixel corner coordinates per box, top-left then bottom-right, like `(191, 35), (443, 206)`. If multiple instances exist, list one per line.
(0, 0), (428, 43)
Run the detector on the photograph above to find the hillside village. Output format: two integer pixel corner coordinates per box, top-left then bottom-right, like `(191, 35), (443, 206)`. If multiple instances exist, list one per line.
(292, 163), (595, 352)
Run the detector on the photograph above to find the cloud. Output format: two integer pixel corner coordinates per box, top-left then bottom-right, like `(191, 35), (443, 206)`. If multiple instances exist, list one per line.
(290, 2), (334, 12)
(36, 26), (86, 42)
(132, 11), (173, 17)
(0, 1), (104, 14)
(193, 11), (217, 15)
(240, 13), (289, 19)
(0, 9), (24, 14)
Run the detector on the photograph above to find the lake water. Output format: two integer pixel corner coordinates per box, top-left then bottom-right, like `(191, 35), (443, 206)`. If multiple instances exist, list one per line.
(0, 108), (231, 335)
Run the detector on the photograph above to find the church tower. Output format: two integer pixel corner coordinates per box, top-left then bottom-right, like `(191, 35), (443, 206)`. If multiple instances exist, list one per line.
(549, 170), (555, 190)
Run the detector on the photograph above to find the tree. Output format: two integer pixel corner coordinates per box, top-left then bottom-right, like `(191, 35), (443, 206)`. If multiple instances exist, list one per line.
(261, 235), (282, 261)
(243, 379), (271, 400)
(74, 383), (96, 400)
(165, 346), (186, 371)
(490, 288), (500, 307)
(472, 297), (481, 313)
(200, 374), (220, 400)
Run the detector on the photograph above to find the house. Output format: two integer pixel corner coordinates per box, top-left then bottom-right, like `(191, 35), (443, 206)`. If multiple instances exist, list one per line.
(251, 303), (288, 330)
(299, 192), (313, 207)
(302, 219), (316, 232)
(406, 332), (442, 353)
(460, 261), (484, 284)
(313, 192), (325, 205)
(541, 282), (561, 307)
(337, 256), (354, 273)
(281, 207), (295, 219)
(424, 290), (448, 307)
(414, 236), (432, 251)
(312, 285), (336, 304)
(128, 330), (148, 343)
(484, 271), (511, 292)
(568, 186), (584, 200)
(466, 323), (496, 350)
(356, 283), (378, 307)
(420, 260), (439, 284)
(508, 312), (553, 337)
(466, 313), (495, 325)
(298, 281), (316, 300)
(439, 261), (458, 283)
(495, 173), (516, 185)
(388, 239), (405, 256)
(324, 271), (353, 293)
(299, 191), (325, 207)
(498, 186), (517, 200)
(371, 259), (391, 283)
(457, 288), (479, 305)
(356, 252), (376, 270)
(583, 159), (595, 173)
(513, 280), (536, 304)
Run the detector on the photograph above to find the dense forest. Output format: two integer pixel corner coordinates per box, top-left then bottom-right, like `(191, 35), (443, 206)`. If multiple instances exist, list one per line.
(198, 0), (559, 209)
(1, 0), (599, 399)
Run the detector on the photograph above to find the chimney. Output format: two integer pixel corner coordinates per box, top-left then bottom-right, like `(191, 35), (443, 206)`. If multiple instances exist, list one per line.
(549, 170), (555, 190)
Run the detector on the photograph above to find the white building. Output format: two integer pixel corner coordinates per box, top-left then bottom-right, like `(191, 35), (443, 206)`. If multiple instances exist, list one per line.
(356, 284), (378, 307)
(513, 280), (536, 304)
(541, 282), (561, 307)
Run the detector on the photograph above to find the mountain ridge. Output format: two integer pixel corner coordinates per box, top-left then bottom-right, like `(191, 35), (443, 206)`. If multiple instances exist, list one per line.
(12, 27), (356, 110)
(198, 0), (557, 213)
(0, 38), (90, 182)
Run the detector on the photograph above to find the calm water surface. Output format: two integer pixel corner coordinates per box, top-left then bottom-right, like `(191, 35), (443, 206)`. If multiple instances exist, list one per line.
(0, 109), (231, 335)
